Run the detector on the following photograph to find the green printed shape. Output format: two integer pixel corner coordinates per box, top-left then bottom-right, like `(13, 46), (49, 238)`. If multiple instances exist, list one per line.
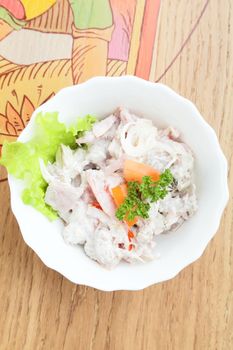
(0, 7), (26, 30)
(69, 0), (113, 30)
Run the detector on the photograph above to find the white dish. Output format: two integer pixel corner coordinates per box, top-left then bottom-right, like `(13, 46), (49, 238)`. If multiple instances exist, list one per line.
(8, 76), (229, 291)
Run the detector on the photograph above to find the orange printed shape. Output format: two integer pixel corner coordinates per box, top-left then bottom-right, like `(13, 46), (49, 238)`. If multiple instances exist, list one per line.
(0, 114), (16, 135)
(6, 102), (24, 133)
(124, 159), (160, 183)
(136, 0), (161, 79)
(0, 20), (14, 41)
(72, 25), (114, 84)
(20, 95), (34, 126)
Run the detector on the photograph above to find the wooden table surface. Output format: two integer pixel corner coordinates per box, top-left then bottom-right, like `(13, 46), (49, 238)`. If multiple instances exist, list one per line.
(0, 1), (233, 349)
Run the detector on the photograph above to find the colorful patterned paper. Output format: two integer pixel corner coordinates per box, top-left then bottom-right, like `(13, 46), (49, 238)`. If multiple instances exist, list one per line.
(0, 0), (160, 152)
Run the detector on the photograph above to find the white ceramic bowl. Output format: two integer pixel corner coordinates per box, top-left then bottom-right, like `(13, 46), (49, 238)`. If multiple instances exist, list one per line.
(8, 76), (228, 291)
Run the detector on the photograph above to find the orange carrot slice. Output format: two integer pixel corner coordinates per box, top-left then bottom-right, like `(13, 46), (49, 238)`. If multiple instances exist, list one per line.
(124, 159), (160, 183)
(126, 217), (137, 227)
(111, 184), (128, 207)
(111, 184), (137, 226)
(128, 230), (134, 241)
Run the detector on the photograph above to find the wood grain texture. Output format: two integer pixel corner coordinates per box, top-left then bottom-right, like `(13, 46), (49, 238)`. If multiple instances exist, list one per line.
(0, 0), (233, 349)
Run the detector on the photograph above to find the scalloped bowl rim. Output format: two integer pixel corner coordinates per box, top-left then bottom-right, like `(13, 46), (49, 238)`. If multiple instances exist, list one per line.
(8, 76), (229, 291)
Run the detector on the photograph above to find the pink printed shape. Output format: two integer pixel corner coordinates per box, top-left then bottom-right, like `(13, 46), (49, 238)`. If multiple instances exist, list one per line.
(0, 0), (25, 20)
(109, 0), (136, 62)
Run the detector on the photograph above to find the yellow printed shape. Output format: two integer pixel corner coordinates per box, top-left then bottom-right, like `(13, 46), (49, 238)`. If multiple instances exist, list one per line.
(21, 0), (56, 20)
(127, 0), (146, 75)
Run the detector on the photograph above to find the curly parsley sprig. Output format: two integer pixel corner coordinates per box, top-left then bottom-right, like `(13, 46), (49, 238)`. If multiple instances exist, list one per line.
(115, 169), (173, 222)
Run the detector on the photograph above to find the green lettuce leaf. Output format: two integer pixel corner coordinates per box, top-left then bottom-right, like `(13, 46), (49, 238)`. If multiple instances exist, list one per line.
(0, 112), (96, 220)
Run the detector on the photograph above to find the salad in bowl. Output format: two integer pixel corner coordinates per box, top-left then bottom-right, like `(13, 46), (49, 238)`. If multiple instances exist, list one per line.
(0, 76), (228, 290)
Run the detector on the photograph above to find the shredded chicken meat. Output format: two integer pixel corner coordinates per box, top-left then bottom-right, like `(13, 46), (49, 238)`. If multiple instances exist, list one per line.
(41, 108), (197, 268)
